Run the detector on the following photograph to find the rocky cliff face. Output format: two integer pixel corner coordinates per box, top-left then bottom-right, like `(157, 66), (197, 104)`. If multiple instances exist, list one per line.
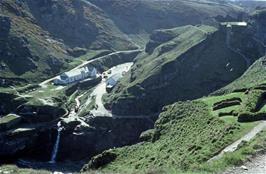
(25, 0), (136, 50)
(0, 0), (70, 83)
(252, 9), (266, 44)
(0, 113), (154, 162)
(56, 116), (154, 161)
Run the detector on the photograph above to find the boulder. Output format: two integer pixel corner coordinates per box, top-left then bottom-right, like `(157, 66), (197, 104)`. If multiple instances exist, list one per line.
(82, 150), (117, 170)
(139, 129), (155, 142)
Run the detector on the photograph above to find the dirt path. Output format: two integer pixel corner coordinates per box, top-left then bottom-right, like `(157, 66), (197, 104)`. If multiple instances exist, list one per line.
(209, 121), (266, 161)
(90, 62), (133, 117)
(223, 153), (266, 174)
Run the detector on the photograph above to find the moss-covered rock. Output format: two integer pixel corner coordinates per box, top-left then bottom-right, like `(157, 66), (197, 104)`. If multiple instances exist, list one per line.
(82, 150), (117, 170)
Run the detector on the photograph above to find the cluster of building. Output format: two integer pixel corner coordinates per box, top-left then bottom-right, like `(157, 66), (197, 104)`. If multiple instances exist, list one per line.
(54, 66), (97, 85)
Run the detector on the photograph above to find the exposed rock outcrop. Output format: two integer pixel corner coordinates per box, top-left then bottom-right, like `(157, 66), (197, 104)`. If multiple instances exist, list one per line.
(0, 123), (55, 162)
(56, 116), (154, 161)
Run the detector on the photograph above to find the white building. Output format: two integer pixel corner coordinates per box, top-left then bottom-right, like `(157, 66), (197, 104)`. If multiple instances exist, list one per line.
(54, 66), (97, 85)
(106, 74), (123, 92)
(220, 21), (248, 28)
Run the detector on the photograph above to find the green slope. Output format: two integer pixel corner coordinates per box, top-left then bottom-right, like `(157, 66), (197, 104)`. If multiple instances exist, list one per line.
(88, 0), (243, 47)
(83, 98), (258, 173)
(0, 0), (136, 84)
(105, 24), (263, 116)
(0, 0), (243, 84)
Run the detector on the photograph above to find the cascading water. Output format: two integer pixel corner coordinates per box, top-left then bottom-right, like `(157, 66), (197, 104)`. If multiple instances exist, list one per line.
(49, 121), (63, 163)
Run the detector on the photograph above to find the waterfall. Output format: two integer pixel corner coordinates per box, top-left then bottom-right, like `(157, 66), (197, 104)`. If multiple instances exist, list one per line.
(49, 121), (63, 163)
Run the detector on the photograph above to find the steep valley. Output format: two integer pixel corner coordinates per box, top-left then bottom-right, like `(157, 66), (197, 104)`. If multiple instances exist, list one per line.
(1, 1), (266, 174)
(0, 0), (242, 84)
(106, 21), (264, 116)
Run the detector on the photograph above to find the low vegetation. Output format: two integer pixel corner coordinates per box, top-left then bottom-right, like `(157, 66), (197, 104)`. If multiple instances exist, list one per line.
(83, 100), (258, 173)
(200, 129), (266, 173)
(105, 22), (263, 116)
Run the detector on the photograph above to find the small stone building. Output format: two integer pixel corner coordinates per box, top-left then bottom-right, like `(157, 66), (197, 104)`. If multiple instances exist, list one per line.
(54, 66), (97, 85)
(106, 74), (122, 92)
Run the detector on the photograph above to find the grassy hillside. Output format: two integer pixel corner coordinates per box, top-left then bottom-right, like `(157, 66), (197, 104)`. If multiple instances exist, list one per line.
(0, 0), (243, 84)
(105, 23), (263, 116)
(83, 97), (259, 173)
(25, 0), (137, 50)
(216, 57), (266, 94)
(0, 0), (136, 84)
(88, 0), (242, 47)
(0, 0), (71, 83)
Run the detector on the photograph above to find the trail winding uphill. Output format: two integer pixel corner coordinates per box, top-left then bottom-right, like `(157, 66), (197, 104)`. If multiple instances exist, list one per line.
(209, 121), (266, 161)
(223, 153), (266, 174)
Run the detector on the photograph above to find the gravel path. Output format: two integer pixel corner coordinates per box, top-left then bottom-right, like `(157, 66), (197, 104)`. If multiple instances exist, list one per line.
(223, 153), (266, 174)
(209, 121), (266, 161)
(90, 62), (133, 117)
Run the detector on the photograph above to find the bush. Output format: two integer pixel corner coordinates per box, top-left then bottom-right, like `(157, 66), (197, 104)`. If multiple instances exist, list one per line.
(240, 90), (265, 113)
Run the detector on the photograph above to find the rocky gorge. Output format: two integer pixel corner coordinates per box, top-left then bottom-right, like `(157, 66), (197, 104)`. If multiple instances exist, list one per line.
(1, 0), (266, 174)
